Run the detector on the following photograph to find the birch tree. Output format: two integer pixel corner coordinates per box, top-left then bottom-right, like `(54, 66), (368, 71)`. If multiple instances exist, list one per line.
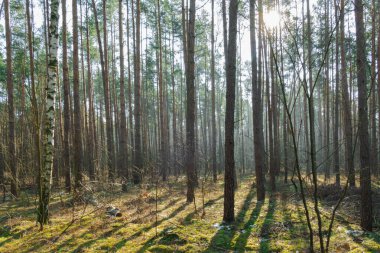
(38, 0), (59, 228)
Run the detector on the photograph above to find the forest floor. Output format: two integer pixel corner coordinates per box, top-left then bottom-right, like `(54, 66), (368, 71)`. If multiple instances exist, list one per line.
(0, 175), (379, 252)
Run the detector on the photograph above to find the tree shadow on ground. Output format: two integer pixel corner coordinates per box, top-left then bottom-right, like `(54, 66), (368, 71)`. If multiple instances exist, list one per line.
(280, 192), (303, 241)
(136, 197), (182, 223)
(0, 225), (35, 248)
(51, 193), (182, 252)
(0, 196), (72, 224)
(233, 200), (263, 251)
(259, 194), (276, 252)
(317, 189), (380, 252)
(182, 194), (224, 225)
(111, 200), (190, 251)
(134, 194), (224, 253)
(204, 185), (258, 252)
(1, 187), (130, 252)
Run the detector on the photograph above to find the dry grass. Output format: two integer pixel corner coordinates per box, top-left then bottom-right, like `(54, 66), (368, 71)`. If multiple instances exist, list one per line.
(0, 175), (379, 252)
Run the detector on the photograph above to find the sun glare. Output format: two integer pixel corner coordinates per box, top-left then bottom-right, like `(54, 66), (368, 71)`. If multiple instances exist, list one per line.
(263, 10), (281, 29)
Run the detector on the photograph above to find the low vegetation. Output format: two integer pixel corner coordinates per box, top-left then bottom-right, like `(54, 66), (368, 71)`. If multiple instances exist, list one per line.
(1, 176), (379, 252)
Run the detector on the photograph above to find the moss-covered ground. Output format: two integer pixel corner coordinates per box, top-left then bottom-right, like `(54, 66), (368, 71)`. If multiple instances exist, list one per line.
(0, 176), (379, 252)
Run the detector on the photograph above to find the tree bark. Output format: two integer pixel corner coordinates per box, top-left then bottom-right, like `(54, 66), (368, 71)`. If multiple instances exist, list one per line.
(340, 0), (354, 186)
(73, 0), (83, 191)
(126, 0), (134, 167)
(377, 0), (380, 178)
(251, 0), (265, 201)
(157, 0), (168, 181)
(62, 0), (71, 191)
(86, 0), (95, 181)
(38, 0), (59, 227)
(223, 0), (238, 223)
(378, 0), (380, 177)
(119, 0), (128, 182)
(301, 0), (310, 174)
(133, 0), (143, 184)
(186, 0), (196, 203)
(323, 0), (331, 181)
(26, 0), (42, 193)
(222, 0), (228, 62)
(170, 18), (177, 175)
(370, 0), (377, 177)
(91, 0), (115, 182)
(354, 0), (372, 232)
(4, 0), (18, 198)
(79, 0), (88, 179)
(103, 0), (115, 182)
(334, 0), (340, 186)
(211, 0), (217, 182)
(267, 38), (275, 191)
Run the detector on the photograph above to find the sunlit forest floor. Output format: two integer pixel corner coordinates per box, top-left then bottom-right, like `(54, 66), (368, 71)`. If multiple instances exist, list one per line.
(0, 175), (379, 252)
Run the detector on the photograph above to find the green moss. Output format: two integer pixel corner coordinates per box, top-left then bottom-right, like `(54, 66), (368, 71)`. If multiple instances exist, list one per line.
(149, 244), (185, 252)
(0, 176), (379, 252)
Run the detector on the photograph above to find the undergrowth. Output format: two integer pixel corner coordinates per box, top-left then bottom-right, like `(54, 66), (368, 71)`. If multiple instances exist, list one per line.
(0, 175), (379, 252)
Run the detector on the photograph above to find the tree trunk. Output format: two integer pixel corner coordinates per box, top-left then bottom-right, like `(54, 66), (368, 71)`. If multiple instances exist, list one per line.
(222, 0), (228, 62)
(301, 0), (310, 174)
(126, 0), (134, 167)
(26, 0), (42, 193)
(119, 0), (128, 183)
(62, 0), (72, 191)
(272, 46), (280, 179)
(157, 0), (168, 181)
(211, 0), (217, 182)
(181, 0), (187, 73)
(354, 0), (372, 232)
(86, 0), (95, 181)
(267, 38), (275, 191)
(378, 0), (380, 178)
(251, 0), (265, 201)
(103, 0), (115, 182)
(370, 0), (377, 177)
(185, 0), (196, 203)
(170, 19), (177, 176)
(133, 0), (143, 184)
(20, 48), (27, 187)
(38, 0), (59, 227)
(334, 0), (340, 186)
(323, 0), (330, 181)
(377, 0), (380, 178)
(91, 0), (114, 182)
(4, 0), (18, 198)
(340, 0), (354, 187)
(223, 0), (238, 223)
(73, 0), (83, 191)
(79, 0), (88, 178)
(111, 22), (119, 175)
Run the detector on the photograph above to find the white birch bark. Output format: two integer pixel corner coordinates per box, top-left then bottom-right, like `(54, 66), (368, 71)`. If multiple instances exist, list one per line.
(38, 0), (60, 227)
